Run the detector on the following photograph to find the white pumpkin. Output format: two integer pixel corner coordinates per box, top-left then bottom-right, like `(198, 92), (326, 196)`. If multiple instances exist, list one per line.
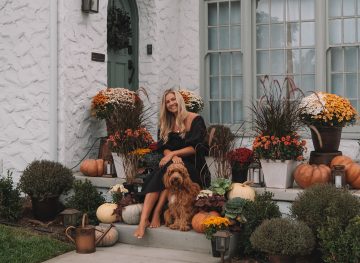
(227, 182), (255, 201)
(95, 225), (119, 247)
(121, 204), (143, 225)
(96, 203), (118, 224)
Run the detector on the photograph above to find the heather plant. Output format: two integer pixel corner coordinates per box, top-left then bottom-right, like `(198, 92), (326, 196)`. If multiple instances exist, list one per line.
(194, 190), (226, 214)
(0, 170), (22, 221)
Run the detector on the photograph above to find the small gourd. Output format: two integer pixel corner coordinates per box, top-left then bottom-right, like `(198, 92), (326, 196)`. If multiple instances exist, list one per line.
(227, 181), (255, 201)
(121, 204), (143, 225)
(95, 225), (119, 247)
(96, 203), (118, 224)
(191, 211), (220, 233)
(330, 155), (353, 170)
(293, 163), (332, 189)
(80, 159), (104, 177)
(346, 163), (360, 189)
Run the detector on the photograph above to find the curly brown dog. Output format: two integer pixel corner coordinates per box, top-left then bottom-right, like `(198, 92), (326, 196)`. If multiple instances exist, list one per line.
(163, 163), (201, 231)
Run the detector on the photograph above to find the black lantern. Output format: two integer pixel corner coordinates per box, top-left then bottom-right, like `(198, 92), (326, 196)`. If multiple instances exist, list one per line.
(59, 208), (81, 227)
(332, 164), (346, 188)
(248, 162), (264, 187)
(82, 0), (99, 13)
(213, 230), (232, 263)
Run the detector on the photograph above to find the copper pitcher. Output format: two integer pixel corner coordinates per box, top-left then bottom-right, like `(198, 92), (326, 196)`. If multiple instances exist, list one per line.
(65, 213), (112, 254)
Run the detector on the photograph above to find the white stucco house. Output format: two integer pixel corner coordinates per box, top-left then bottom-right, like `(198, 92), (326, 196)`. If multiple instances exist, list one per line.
(1, 0), (360, 183)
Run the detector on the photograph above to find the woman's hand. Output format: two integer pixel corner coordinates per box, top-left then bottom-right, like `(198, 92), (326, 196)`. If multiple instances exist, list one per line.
(171, 156), (183, 164)
(159, 155), (173, 167)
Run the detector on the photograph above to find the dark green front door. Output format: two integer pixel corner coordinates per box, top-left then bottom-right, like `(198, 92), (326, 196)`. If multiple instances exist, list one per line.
(107, 0), (138, 90)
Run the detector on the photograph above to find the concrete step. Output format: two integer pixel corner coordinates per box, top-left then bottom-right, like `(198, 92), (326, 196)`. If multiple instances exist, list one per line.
(108, 223), (239, 256)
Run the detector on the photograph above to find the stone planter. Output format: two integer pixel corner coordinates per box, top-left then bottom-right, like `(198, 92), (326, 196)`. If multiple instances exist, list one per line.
(260, 160), (297, 189)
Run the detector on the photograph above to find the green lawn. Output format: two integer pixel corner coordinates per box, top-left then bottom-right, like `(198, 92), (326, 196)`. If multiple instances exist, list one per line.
(0, 224), (73, 263)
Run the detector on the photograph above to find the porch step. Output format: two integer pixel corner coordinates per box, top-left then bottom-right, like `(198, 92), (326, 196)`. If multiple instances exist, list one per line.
(108, 223), (239, 256)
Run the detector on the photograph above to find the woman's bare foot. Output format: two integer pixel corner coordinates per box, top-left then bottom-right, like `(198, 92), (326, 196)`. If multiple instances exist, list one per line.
(133, 220), (150, 239)
(150, 213), (161, 228)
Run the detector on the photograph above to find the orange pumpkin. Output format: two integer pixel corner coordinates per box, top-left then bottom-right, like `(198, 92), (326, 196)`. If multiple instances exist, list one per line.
(191, 211), (220, 233)
(330, 155), (353, 170)
(346, 163), (360, 189)
(80, 159), (104, 177)
(293, 163), (331, 189)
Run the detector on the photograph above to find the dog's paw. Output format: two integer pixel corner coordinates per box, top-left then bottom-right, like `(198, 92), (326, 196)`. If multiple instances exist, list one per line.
(169, 224), (179, 230)
(179, 225), (191, 231)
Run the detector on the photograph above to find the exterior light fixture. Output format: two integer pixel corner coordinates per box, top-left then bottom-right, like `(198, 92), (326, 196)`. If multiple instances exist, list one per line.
(213, 230), (232, 263)
(82, 0), (99, 13)
(59, 208), (81, 227)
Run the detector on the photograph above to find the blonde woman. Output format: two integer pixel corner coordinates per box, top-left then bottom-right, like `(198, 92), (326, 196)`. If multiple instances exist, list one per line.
(133, 89), (210, 239)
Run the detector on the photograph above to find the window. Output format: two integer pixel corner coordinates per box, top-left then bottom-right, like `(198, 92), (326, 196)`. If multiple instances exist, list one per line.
(201, 0), (359, 136)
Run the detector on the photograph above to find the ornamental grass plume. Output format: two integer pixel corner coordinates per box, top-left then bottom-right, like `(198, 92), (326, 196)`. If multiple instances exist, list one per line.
(299, 92), (357, 127)
(202, 216), (231, 240)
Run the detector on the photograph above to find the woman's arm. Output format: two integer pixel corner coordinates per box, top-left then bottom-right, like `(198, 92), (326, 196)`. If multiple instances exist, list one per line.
(160, 146), (195, 167)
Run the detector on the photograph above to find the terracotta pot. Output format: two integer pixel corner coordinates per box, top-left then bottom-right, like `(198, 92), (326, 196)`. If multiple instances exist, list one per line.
(268, 255), (293, 263)
(310, 126), (342, 152)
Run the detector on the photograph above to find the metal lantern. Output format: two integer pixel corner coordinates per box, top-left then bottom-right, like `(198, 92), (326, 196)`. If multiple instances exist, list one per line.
(248, 162), (264, 187)
(332, 165), (346, 188)
(59, 208), (81, 227)
(213, 230), (232, 263)
(103, 159), (116, 177)
(82, 0), (99, 13)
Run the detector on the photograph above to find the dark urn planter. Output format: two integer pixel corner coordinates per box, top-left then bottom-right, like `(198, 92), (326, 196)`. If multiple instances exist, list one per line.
(231, 164), (249, 183)
(310, 126), (342, 152)
(268, 255), (293, 263)
(31, 196), (60, 221)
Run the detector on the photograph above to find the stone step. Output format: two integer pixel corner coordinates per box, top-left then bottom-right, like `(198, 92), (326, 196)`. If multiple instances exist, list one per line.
(109, 223), (239, 256)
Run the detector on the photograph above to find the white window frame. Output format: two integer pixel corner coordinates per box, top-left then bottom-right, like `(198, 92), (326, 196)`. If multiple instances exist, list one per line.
(200, 0), (360, 139)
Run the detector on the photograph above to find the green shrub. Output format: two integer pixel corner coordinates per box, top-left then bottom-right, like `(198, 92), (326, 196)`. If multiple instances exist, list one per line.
(318, 216), (360, 263)
(19, 160), (74, 200)
(0, 170), (22, 221)
(65, 179), (105, 225)
(239, 191), (282, 258)
(250, 218), (315, 257)
(290, 184), (360, 233)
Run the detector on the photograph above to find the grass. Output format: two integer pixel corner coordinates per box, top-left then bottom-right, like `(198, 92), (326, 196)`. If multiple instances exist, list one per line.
(0, 224), (73, 263)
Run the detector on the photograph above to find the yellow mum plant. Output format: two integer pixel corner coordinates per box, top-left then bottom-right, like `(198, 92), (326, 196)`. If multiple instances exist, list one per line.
(202, 216), (230, 240)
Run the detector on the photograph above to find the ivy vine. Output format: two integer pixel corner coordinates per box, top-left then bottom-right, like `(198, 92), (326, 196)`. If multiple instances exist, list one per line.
(107, 4), (132, 51)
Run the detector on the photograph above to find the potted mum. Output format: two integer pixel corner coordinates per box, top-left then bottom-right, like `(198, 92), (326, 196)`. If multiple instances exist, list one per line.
(227, 147), (254, 183)
(299, 92), (357, 157)
(251, 76), (306, 188)
(179, 89), (204, 113)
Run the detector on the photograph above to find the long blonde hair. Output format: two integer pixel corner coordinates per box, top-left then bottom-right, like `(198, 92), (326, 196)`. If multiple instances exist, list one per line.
(159, 89), (188, 143)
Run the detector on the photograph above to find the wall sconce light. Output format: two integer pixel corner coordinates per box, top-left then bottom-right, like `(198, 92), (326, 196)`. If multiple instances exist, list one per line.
(82, 0), (99, 13)
(213, 230), (232, 263)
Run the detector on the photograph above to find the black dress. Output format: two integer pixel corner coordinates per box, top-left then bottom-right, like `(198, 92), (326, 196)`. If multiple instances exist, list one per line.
(141, 115), (210, 194)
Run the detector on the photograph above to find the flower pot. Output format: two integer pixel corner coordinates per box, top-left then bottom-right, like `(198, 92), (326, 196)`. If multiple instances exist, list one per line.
(205, 156), (231, 182)
(31, 196), (60, 221)
(231, 164), (249, 183)
(268, 255), (293, 263)
(260, 160), (297, 189)
(310, 126), (342, 152)
(210, 239), (221, 257)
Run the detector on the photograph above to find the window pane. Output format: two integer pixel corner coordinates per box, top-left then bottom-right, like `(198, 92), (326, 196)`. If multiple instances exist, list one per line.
(222, 102), (231, 123)
(219, 2), (229, 25)
(230, 26), (241, 49)
(233, 101), (242, 123)
(287, 0), (299, 21)
(221, 53), (231, 75)
(232, 77), (243, 99)
(271, 0), (285, 22)
(287, 49), (301, 74)
(301, 0), (315, 20)
(329, 19), (342, 44)
(344, 0), (356, 16)
(208, 28), (218, 50)
(208, 3), (218, 26)
(350, 100), (358, 109)
(219, 27), (229, 49)
(345, 74), (357, 98)
(287, 22), (300, 47)
(329, 0), (342, 17)
(221, 77), (231, 99)
(210, 54), (219, 76)
(256, 0), (269, 23)
(270, 50), (285, 74)
(257, 51), (270, 74)
(331, 74), (344, 95)
(301, 49), (315, 74)
(344, 47), (357, 72)
(358, 0), (360, 15)
(331, 47), (343, 72)
(344, 19), (356, 43)
(358, 19), (360, 41)
(270, 24), (285, 48)
(257, 25), (269, 49)
(301, 75), (315, 93)
(301, 22), (315, 46)
(210, 102), (220, 123)
(230, 1), (241, 24)
(210, 77), (219, 99)
(232, 52), (242, 75)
